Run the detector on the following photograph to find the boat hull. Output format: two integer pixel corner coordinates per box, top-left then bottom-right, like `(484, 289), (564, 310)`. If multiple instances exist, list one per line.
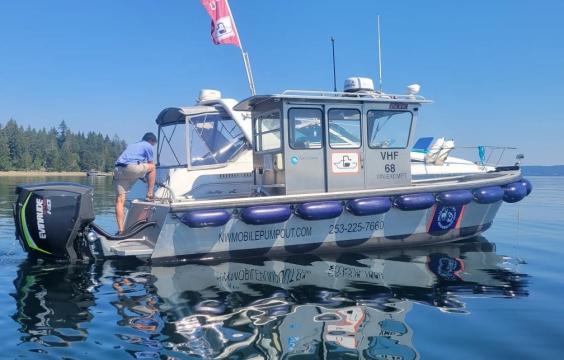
(93, 171), (528, 263)
(146, 201), (501, 262)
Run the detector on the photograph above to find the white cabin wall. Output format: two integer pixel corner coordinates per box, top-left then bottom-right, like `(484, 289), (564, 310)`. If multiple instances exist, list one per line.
(156, 151), (254, 200)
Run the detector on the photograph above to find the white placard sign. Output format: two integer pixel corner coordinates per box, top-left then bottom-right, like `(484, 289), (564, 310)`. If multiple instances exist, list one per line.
(331, 152), (360, 174)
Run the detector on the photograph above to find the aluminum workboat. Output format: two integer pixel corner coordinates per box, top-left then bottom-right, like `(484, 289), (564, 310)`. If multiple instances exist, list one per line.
(13, 78), (532, 263)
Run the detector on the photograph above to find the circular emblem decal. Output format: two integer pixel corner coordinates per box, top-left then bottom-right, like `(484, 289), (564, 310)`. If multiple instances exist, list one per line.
(291, 156), (299, 165)
(437, 206), (457, 230)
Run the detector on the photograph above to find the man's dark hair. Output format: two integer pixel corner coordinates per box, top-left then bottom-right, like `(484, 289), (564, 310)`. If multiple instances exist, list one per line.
(142, 132), (157, 143)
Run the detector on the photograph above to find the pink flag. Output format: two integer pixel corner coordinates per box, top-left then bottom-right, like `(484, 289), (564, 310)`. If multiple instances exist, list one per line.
(200, 0), (241, 48)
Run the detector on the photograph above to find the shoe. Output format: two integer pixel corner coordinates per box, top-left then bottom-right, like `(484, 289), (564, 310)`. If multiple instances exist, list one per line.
(115, 230), (124, 236)
(145, 194), (155, 202)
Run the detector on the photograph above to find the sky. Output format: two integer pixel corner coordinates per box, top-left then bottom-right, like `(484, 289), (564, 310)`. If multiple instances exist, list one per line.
(0, 0), (563, 165)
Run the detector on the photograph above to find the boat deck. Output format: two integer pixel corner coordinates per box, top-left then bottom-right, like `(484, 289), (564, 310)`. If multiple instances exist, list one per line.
(106, 237), (154, 257)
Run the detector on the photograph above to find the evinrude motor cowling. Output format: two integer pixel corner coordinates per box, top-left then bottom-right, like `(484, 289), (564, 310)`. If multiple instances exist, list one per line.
(14, 182), (95, 261)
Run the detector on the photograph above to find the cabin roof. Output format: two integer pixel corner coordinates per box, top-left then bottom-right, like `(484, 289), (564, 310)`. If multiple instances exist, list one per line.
(155, 106), (221, 125)
(234, 90), (432, 111)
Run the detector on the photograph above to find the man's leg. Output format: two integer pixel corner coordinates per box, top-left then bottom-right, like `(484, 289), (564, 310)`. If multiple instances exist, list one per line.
(146, 163), (156, 198)
(115, 193), (126, 233)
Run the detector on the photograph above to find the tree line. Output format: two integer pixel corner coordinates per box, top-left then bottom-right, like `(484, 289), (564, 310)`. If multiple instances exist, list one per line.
(0, 119), (127, 172)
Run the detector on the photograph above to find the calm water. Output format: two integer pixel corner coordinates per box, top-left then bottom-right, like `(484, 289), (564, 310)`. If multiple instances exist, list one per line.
(0, 176), (562, 359)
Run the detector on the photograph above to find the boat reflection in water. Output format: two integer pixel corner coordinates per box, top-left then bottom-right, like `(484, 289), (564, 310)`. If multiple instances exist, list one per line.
(12, 237), (528, 358)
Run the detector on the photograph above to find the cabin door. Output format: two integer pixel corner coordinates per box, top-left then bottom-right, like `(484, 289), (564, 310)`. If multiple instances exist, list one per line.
(325, 106), (366, 192)
(284, 106), (327, 194)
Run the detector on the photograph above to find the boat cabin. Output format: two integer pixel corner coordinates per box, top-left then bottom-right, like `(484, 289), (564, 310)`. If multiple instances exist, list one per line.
(234, 79), (429, 195)
(156, 104), (249, 169)
(152, 81), (429, 200)
(153, 91), (254, 200)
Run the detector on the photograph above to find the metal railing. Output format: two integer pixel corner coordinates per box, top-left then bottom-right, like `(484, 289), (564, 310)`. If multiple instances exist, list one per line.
(280, 89), (430, 102)
(449, 145), (520, 167)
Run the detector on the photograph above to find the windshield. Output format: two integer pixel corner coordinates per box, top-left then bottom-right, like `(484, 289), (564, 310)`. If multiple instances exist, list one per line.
(367, 110), (412, 149)
(188, 112), (247, 167)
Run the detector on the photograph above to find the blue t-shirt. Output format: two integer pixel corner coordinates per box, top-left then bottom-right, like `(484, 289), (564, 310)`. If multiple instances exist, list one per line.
(116, 141), (154, 165)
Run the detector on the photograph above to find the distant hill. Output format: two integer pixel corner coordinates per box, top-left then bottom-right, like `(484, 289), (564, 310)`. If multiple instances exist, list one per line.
(521, 165), (564, 176)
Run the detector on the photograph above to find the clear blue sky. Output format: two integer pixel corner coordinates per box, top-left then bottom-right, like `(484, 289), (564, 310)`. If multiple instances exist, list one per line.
(1, 0), (562, 165)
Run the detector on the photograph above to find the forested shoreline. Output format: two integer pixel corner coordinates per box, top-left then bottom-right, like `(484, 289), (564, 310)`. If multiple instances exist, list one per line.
(0, 119), (126, 172)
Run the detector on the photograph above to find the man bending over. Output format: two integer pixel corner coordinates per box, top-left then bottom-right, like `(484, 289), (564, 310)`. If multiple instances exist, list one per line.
(113, 132), (157, 234)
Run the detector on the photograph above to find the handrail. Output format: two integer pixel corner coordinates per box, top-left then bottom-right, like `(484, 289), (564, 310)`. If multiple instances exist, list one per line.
(455, 145), (517, 150)
(448, 145), (520, 167)
(280, 89), (429, 102)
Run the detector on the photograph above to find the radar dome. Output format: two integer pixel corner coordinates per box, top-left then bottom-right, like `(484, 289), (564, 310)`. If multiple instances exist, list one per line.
(344, 77), (375, 93)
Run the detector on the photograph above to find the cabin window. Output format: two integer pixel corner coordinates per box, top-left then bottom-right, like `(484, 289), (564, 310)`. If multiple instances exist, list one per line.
(188, 112), (246, 167)
(289, 108), (323, 149)
(158, 123), (187, 166)
(328, 109), (361, 149)
(367, 110), (412, 149)
(255, 111), (281, 151)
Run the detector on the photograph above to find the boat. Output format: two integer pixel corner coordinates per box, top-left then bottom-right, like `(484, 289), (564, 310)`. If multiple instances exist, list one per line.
(410, 136), (523, 181)
(86, 170), (108, 177)
(12, 78), (532, 263)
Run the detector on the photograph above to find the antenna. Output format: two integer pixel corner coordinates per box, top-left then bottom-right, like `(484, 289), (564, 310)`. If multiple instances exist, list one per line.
(331, 37), (337, 92)
(377, 15), (383, 92)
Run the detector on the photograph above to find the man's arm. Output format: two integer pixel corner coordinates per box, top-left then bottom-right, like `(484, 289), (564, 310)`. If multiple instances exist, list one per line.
(145, 144), (154, 164)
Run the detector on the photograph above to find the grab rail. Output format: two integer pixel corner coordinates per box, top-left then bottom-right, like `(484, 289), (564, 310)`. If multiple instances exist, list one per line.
(451, 145), (520, 166)
(280, 89), (430, 102)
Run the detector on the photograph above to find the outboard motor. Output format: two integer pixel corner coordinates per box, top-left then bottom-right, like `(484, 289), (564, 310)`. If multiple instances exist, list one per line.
(13, 182), (95, 262)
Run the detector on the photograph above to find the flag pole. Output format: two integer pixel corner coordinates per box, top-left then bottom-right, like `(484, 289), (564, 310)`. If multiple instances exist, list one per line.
(241, 51), (256, 96)
(225, 0), (256, 96)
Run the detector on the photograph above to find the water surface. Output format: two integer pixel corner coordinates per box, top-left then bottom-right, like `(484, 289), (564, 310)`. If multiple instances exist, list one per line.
(0, 175), (562, 359)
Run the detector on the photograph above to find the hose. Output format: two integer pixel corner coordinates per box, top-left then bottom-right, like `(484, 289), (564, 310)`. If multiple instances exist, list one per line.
(90, 220), (157, 240)
(122, 218), (150, 232)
